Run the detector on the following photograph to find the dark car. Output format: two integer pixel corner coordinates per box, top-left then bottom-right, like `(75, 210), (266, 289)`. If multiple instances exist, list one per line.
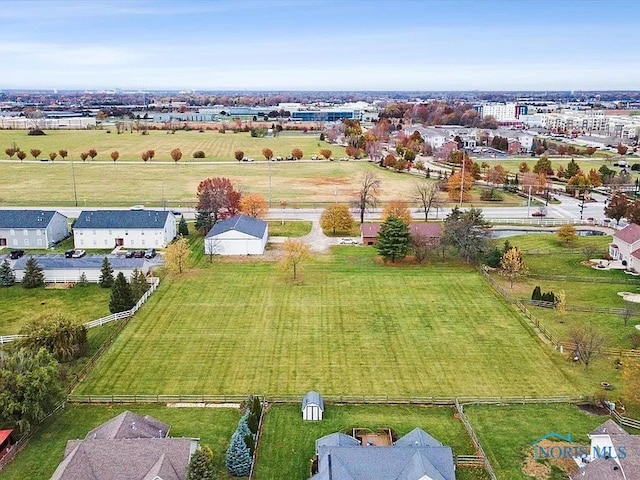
(9, 249), (24, 259)
(125, 251), (135, 258)
(144, 248), (156, 259)
(65, 249), (75, 258)
(133, 250), (145, 258)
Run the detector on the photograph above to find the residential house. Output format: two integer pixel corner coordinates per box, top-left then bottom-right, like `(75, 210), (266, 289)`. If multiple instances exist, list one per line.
(609, 223), (640, 271)
(302, 391), (324, 421)
(50, 410), (198, 480)
(310, 427), (456, 480)
(0, 210), (68, 249)
(205, 214), (268, 256)
(570, 419), (640, 480)
(361, 222), (443, 246)
(12, 255), (149, 283)
(73, 210), (176, 249)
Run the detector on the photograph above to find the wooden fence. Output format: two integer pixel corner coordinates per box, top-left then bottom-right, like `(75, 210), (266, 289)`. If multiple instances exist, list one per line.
(527, 273), (640, 285)
(609, 408), (640, 431)
(248, 399), (267, 480)
(455, 399), (497, 480)
(0, 277), (160, 344)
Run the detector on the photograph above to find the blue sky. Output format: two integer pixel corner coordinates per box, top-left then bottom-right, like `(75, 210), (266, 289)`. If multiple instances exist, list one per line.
(1, 0), (638, 91)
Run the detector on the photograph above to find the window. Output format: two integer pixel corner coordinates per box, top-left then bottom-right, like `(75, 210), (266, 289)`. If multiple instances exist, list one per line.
(108, 230), (112, 235)
(10, 229), (15, 236)
(24, 239), (29, 246)
(37, 239), (43, 246)
(12, 239), (18, 246)
(141, 239), (146, 246)
(23, 229), (28, 236)
(141, 231), (145, 236)
(93, 239), (97, 246)
(80, 239), (84, 246)
(93, 230), (96, 235)
(36, 229), (41, 236)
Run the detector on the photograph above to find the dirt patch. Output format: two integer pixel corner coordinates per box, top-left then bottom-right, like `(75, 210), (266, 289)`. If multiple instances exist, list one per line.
(167, 402), (240, 408)
(45, 282), (74, 289)
(304, 176), (352, 187)
(618, 292), (640, 303)
(577, 404), (609, 415)
(521, 441), (583, 479)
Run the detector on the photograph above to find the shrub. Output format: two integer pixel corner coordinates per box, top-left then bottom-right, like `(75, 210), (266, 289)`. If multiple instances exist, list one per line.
(479, 188), (504, 201)
(631, 163), (640, 171)
(193, 150), (205, 159)
(532, 286), (542, 301)
(27, 128), (46, 136)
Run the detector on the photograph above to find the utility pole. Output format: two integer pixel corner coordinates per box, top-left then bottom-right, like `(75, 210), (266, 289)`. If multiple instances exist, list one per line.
(70, 156), (78, 207)
(580, 196), (585, 220)
(268, 160), (272, 207)
(526, 184), (532, 218)
(459, 155), (465, 207)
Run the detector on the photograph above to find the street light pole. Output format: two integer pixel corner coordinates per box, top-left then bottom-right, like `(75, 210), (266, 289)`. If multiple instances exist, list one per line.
(526, 184), (532, 218)
(268, 160), (272, 207)
(70, 156), (78, 207)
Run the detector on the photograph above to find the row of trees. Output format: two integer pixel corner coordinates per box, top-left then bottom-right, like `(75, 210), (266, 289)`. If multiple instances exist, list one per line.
(225, 396), (261, 476)
(604, 191), (640, 226)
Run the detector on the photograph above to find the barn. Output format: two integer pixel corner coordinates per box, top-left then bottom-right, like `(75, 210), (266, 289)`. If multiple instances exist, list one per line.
(12, 255), (149, 283)
(204, 215), (268, 256)
(302, 391), (324, 421)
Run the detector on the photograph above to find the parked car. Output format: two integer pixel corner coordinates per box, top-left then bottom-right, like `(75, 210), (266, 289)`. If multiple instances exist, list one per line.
(133, 250), (145, 258)
(241, 157), (254, 162)
(124, 250), (135, 258)
(71, 249), (86, 258)
(9, 249), (24, 259)
(65, 249), (75, 258)
(339, 238), (358, 245)
(531, 211), (547, 217)
(144, 248), (156, 259)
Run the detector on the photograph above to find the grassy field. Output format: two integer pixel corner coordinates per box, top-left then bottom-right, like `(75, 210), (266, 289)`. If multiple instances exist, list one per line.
(0, 160), (427, 207)
(267, 220), (312, 237)
(0, 129), (345, 163)
(75, 244), (613, 397)
(465, 404), (615, 480)
(0, 283), (110, 334)
(0, 404), (240, 480)
(255, 405), (487, 480)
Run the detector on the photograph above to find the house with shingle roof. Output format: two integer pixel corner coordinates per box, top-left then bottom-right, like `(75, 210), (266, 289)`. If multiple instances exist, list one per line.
(73, 210), (176, 249)
(361, 222), (443, 246)
(205, 214), (268, 255)
(310, 427), (456, 480)
(50, 411), (198, 480)
(0, 210), (68, 249)
(570, 419), (640, 480)
(609, 223), (640, 271)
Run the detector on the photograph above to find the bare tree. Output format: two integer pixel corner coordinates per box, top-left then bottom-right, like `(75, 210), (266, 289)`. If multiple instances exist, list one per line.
(569, 325), (605, 371)
(353, 172), (380, 224)
(414, 180), (440, 221)
(621, 300), (637, 327)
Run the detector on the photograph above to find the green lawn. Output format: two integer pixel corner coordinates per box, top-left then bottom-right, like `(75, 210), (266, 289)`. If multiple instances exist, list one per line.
(0, 129), (345, 163)
(0, 283), (110, 334)
(499, 233), (612, 256)
(255, 405), (487, 480)
(267, 220), (312, 237)
(75, 246), (610, 397)
(465, 404), (614, 480)
(0, 404), (240, 480)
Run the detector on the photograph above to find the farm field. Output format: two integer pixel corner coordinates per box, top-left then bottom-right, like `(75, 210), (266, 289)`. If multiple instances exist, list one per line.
(255, 404), (488, 480)
(465, 403), (620, 480)
(0, 160), (422, 207)
(0, 129), (345, 162)
(0, 283), (110, 334)
(75, 245), (612, 397)
(0, 404), (240, 480)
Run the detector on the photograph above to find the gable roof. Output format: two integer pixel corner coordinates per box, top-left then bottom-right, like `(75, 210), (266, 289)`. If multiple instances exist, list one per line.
(74, 210), (172, 230)
(302, 391), (324, 411)
(51, 438), (193, 480)
(395, 427), (443, 447)
(85, 411), (169, 440)
(316, 433), (360, 451)
(590, 419), (629, 437)
(613, 223), (640, 245)
(361, 223), (443, 239)
(0, 210), (65, 229)
(205, 215), (267, 239)
(13, 255), (145, 271)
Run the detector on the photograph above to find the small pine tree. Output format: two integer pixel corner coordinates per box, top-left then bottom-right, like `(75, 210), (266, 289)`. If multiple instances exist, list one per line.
(236, 413), (251, 440)
(98, 257), (114, 288)
(77, 272), (88, 287)
(109, 272), (135, 313)
(225, 431), (252, 477)
(22, 256), (45, 289)
(186, 445), (215, 480)
(178, 216), (189, 236)
(376, 216), (410, 263)
(0, 259), (16, 286)
(130, 269), (150, 301)
(532, 286), (542, 301)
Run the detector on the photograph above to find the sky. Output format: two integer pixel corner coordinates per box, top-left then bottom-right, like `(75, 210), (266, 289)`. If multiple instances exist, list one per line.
(1, 0), (639, 91)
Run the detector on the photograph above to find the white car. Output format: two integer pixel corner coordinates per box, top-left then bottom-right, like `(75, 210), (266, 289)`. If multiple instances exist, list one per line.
(71, 249), (86, 258)
(339, 238), (358, 245)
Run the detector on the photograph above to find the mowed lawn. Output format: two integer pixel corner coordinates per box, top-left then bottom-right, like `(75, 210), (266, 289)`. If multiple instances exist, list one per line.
(255, 405), (487, 480)
(77, 247), (589, 397)
(0, 160), (418, 207)
(0, 404), (240, 480)
(0, 129), (345, 162)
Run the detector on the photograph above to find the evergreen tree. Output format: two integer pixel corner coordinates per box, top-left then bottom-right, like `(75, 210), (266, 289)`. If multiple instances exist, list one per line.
(98, 257), (114, 288)
(532, 286), (542, 301)
(225, 431), (252, 477)
(376, 216), (410, 263)
(22, 257), (45, 289)
(186, 445), (216, 480)
(237, 413), (251, 440)
(109, 272), (135, 313)
(130, 269), (150, 301)
(77, 272), (88, 287)
(178, 216), (189, 236)
(195, 211), (214, 235)
(0, 259), (15, 287)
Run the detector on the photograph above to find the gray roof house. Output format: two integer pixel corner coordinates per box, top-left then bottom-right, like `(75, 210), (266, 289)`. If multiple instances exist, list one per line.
(205, 214), (268, 256)
(73, 210), (176, 249)
(302, 391), (325, 421)
(50, 411), (198, 480)
(0, 210), (68, 249)
(310, 427), (456, 480)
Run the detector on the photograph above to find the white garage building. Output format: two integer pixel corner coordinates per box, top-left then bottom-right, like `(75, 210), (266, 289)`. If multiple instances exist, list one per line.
(204, 215), (268, 256)
(73, 210), (176, 249)
(13, 255), (149, 283)
(302, 391), (324, 421)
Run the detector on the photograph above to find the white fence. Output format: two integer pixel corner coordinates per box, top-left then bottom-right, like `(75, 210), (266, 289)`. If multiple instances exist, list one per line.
(0, 277), (160, 344)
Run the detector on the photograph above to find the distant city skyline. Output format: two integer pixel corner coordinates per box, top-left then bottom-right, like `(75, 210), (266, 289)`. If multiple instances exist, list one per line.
(1, 0), (638, 92)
